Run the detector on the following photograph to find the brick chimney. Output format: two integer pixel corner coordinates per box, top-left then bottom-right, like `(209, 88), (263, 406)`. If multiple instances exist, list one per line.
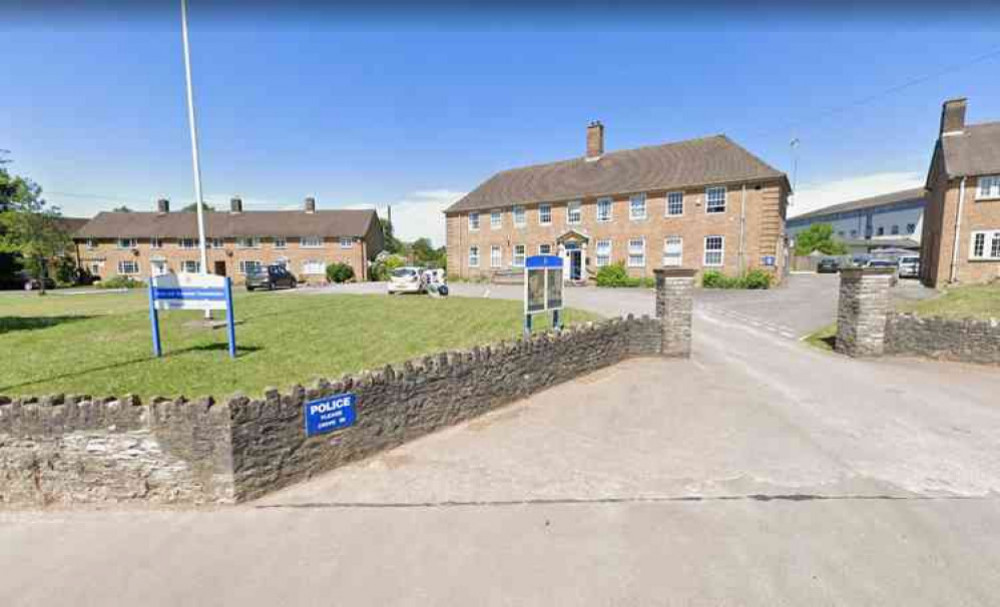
(586, 120), (604, 160)
(940, 98), (967, 137)
(304, 197), (316, 213)
(230, 196), (243, 214)
(156, 198), (170, 214)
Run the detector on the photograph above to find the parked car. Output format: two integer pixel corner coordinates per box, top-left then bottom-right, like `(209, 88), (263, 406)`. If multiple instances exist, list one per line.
(18, 271), (56, 291)
(245, 265), (297, 291)
(817, 257), (840, 274)
(865, 259), (896, 269)
(897, 255), (921, 279)
(388, 267), (424, 294)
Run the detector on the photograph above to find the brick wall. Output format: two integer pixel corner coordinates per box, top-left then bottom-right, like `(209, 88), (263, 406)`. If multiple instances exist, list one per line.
(445, 180), (787, 284)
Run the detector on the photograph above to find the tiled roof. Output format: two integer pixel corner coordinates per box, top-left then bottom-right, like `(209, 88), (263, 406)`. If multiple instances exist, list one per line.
(75, 209), (378, 239)
(446, 134), (788, 213)
(940, 121), (1000, 178)
(789, 188), (926, 222)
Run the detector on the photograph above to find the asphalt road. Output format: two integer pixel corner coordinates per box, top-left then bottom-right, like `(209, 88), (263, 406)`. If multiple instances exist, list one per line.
(3, 275), (998, 606)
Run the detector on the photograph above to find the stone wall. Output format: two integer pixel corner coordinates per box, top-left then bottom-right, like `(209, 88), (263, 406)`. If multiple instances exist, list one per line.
(886, 313), (1000, 364)
(1, 314), (672, 506)
(0, 396), (234, 505)
(835, 268), (999, 365)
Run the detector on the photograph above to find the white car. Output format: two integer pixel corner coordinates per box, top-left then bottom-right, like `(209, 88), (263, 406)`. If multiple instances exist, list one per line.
(388, 267), (424, 294)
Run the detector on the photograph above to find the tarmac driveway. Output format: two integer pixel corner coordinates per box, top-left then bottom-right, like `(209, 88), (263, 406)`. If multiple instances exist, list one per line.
(3, 274), (998, 606)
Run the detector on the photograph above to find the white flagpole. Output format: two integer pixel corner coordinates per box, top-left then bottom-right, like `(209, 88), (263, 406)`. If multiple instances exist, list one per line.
(181, 0), (209, 277)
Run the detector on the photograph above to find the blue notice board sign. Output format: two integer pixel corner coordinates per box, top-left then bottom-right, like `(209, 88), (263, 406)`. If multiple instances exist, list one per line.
(304, 393), (357, 437)
(762, 255), (776, 267)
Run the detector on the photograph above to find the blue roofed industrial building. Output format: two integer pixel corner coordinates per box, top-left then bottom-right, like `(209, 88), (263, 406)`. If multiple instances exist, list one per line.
(787, 188), (926, 254)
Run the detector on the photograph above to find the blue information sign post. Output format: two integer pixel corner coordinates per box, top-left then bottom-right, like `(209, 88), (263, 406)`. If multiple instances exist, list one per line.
(148, 272), (237, 358)
(524, 255), (564, 337)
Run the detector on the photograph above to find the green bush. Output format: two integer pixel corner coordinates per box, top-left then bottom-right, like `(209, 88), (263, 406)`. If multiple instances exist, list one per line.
(368, 255), (406, 281)
(97, 275), (146, 289)
(702, 269), (772, 290)
(326, 262), (355, 284)
(742, 269), (773, 290)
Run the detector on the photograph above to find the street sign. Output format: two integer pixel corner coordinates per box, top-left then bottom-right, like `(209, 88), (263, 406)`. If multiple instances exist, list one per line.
(148, 272), (237, 358)
(762, 255), (776, 267)
(524, 255), (564, 335)
(304, 392), (357, 437)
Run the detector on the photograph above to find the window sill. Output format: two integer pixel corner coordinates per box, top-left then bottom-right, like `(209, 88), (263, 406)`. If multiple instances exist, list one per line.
(968, 258), (1000, 263)
(975, 196), (1000, 202)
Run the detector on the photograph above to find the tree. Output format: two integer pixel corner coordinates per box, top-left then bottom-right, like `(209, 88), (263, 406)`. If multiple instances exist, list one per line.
(112, 205), (133, 212)
(380, 217), (404, 255)
(181, 202), (216, 212)
(793, 223), (848, 256)
(0, 161), (70, 295)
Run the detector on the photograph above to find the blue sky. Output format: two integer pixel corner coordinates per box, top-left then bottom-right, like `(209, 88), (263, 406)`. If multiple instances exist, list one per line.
(4, 7), (1000, 245)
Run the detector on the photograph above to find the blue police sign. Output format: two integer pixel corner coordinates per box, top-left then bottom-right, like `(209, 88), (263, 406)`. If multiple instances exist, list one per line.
(304, 393), (357, 437)
(762, 255), (776, 267)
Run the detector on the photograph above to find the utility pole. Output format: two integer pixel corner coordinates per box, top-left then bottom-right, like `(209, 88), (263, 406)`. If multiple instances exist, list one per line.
(180, 0), (209, 277)
(789, 137), (800, 206)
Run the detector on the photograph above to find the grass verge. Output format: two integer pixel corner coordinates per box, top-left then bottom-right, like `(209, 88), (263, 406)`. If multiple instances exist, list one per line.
(895, 284), (1000, 320)
(803, 323), (837, 352)
(0, 290), (599, 399)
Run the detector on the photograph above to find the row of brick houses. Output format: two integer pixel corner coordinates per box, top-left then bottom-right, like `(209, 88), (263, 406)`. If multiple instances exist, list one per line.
(921, 98), (1000, 287)
(73, 197), (383, 284)
(444, 122), (791, 284)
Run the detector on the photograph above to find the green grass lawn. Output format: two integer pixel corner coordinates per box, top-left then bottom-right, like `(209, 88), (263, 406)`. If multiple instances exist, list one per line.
(895, 284), (1000, 320)
(0, 290), (599, 399)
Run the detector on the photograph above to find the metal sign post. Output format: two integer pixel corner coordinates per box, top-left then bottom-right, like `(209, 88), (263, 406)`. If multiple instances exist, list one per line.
(524, 255), (564, 337)
(149, 272), (237, 358)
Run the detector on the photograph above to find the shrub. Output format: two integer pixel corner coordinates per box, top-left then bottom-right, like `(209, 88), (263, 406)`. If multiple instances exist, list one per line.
(97, 275), (146, 289)
(368, 255), (406, 281)
(326, 262), (355, 284)
(702, 269), (773, 290)
(742, 269), (773, 290)
(595, 263), (630, 287)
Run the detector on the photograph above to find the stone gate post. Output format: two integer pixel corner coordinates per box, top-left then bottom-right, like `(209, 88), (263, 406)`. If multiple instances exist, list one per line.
(654, 268), (696, 358)
(835, 267), (894, 357)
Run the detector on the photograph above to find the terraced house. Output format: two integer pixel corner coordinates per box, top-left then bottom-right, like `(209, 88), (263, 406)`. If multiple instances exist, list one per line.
(74, 197), (383, 284)
(921, 98), (1000, 287)
(445, 122), (791, 283)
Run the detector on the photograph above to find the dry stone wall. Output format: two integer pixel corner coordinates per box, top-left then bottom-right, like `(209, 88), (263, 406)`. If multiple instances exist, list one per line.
(886, 313), (1000, 364)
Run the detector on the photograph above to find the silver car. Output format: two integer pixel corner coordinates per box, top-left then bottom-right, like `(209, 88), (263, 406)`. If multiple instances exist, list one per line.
(898, 255), (920, 279)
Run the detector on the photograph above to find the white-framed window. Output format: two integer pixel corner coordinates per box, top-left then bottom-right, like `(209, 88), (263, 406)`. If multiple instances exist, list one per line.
(490, 209), (502, 230)
(538, 244), (552, 255)
(666, 192), (684, 216)
(86, 238), (97, 249)
(117, 260), (139, 275)
(490, 245), (502, 268)
(970, 230), (1000, 260)
(88, 261), (103, 275)
(302, 260), (326, 275)
(180, 238), (197, 249)
(596, 239), (612, 267)
(663, 236), (683, 267)
(704, 235), (725, 266)
(150, 237), (163, 249)
(512, 244), (526, 267)
(513, 205), (526, 227)
(300, 236), (323, 248)
(180, 260), (200, 273)
(567, 200), (582, 224)
(629, 193), (647, 220)
(239, 260), (262, 275)
(237, 236), (261, 249)
(977, 175), (1000, 200)
(207, 238), (224, 249)
(273, 237), (287, 249)
(538, 204), (552, 225)
(706, 186), (727, 214)
(117, 238), (137, 249)
(596, 198), (613, 222)
(469, 246), (480, 267)
(339, 237), (353, 248)
(469, 212), (480, 231)
(627, 237), (645, 267)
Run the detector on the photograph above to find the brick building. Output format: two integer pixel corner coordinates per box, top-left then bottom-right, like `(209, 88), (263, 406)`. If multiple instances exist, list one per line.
(445, 122), (790, 283)
(921, 98), (1000, 287)
(74, 197), (383, 284)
